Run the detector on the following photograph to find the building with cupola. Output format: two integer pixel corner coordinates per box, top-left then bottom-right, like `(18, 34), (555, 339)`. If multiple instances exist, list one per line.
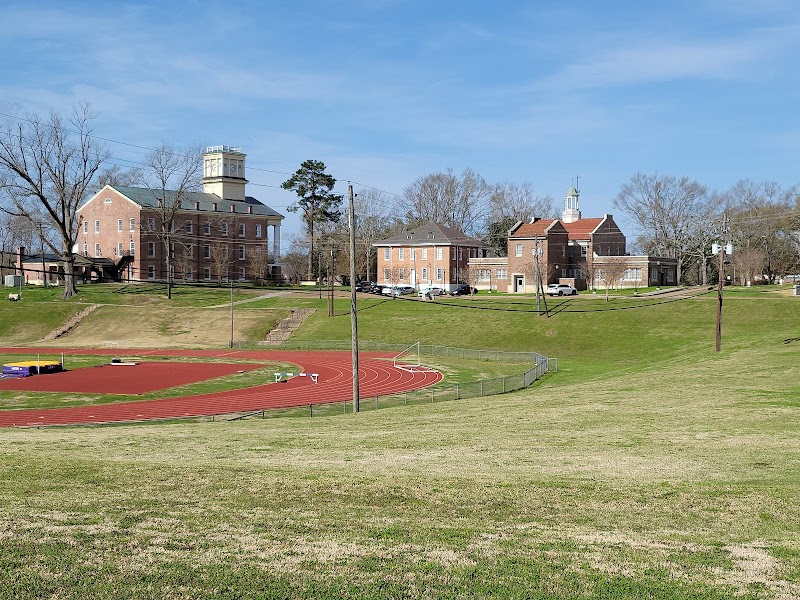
(468, 186), (677, 292)
(74, 145), (284, 283)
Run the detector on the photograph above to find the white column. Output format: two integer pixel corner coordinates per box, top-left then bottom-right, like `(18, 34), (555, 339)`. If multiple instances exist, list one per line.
(271, 222), (281, 261)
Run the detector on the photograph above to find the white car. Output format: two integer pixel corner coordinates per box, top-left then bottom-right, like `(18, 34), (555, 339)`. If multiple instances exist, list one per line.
(546, 283), (577, 296)
(418, 287), (444, 297)
(382, 285), (415, 296)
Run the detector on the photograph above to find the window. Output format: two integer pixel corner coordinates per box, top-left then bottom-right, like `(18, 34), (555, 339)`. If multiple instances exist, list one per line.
(203, 267), (211, 280)
(421, 267), (428, 280)
(451, 248), (456, 259)
(94, 243), (101, 257)
(532, 246), (542, 256)
(203, 222), (211, 235)
(147, 242), (156, 257)
(398, 248), (405, 260)
(83, 243), (88, 256)
(239, 245), (245, 260)
(147, 217), (155, 231)
(94, 220), (100, 233)
(436, 268), (443, 281)
(186, 244), (193, 257)
(562, 245), (566, 257)
(436, 247), (443, 260)
(409, 248), (415, 260)
(203, 244), (211, 259)
(238, 224), (245, 237)
(398, 267), (405, 279)
(148, 266), (155, 279)
(383, 248), (390, 260)
(117, 242), (123, 256)
(451, 267), (457, 281)
(580, 245), (588, 257)
(186, 220), (193, 234)
(515, 244), (522, 257)
(239, 266), (246, 280)
(129, 218), (135, 232)
(186, 267), (193, 281)
(623, 268), (641, 281)
(478, 269), (491, 281)
(383, 268), (390, 281)
(562, 269), (567, 278)
(256, 224), (262, 238)
(129, 241), (135, 256)
(117, 219), (123, 232)
(497, 269), (507, 280)
(220, 222), (228, 236)
(83, 221), (88, 234)
(422, 248), (428, 260)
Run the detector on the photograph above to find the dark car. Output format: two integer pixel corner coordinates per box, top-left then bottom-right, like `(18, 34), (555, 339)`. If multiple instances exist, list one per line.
(370, 284), (388, 294)
(354, 281), (374, 292)
(449, 284), (477, 296)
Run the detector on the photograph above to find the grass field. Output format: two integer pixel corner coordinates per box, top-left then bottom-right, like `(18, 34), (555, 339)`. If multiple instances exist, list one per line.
(0, 284), (798, 598)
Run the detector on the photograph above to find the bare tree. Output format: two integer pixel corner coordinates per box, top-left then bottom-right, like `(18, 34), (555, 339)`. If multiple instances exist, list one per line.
(210, 242), (229, 283)
(354, 188), (392, 282)
(732, 246), (766, 285)
(488, 182), (556, 223)
(597, 258), (627, 301)
(96, 164), (142, 188)
(247, 245), (270, 285)
(280, 248), (307, 284)
(400, 168), (492, 236)
(614, 172), (709, 284)
(141, 144), (202, 298)
(0, 105), (108, 298)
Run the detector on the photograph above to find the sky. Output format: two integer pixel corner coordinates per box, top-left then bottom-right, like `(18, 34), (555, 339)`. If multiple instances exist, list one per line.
(1, 0), (799, 249)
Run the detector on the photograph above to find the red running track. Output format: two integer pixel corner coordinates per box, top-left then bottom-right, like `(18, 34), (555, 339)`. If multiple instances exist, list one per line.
(0, 348), (442, 427)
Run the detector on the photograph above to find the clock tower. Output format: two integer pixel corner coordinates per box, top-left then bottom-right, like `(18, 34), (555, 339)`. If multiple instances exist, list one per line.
(202, 145), (247, 201)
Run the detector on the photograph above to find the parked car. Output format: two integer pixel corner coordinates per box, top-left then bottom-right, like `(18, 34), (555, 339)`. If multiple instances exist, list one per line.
(449, 284), (477, 296)
(546, 283), (577, 296)
(382, 285), (415, 296)
(369, 284), (388, 294)
(354, 281), (375, 292)
(418, 287), (444, 298)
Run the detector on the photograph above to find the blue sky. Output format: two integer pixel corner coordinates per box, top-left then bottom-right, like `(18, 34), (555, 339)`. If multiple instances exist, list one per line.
(1, 0), (799, 246)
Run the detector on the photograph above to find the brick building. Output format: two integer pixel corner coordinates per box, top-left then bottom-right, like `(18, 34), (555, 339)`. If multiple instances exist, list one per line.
(77, 146), (283, 283)
(372, 223), (489, 292)
(469, 186), (677, 292)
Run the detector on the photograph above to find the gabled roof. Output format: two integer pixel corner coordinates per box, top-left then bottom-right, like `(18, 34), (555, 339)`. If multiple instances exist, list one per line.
(562, 218), (604, 241)
(82, 185), (284, 218)
(374, 222), (487, 247)
(510, 219), (564, 238)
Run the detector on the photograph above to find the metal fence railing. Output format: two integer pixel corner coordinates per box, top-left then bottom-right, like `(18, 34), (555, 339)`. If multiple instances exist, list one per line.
(226, 341), (556, 421)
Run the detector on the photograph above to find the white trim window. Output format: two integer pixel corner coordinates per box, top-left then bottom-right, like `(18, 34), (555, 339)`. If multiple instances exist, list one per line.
(117, 219), (123, 232)
(383, 267), (390, 281)
(186, 220), (193, 234)
(422, 248), (428, 260)
(436, 247), (443, 260)
(117, 242), (123, 256)
(83, 243), (88, 256)
(239, 245), (246, 261)
(186, 267), (194, 281)
(129, 241), (135, 256)
(383, 248), (390, 260)
(515, 244), (522, 257)
(94, 243), (101, 257)
(147, 242), (156, 258)
(83, 221), (88, 234)
(623, 267), (641, 281)
(203, 222), (211, 235)
(94, 219), (100, 233)
(204, 244), (211, 259)
(497, 269), (507, 279)
(409, 248), (415, 260)
(238, 223), (245, 237)
(129, 218), (135, 232)
(239, 266), (246, 280)
(147, 217), (155, 231)
(256, 224), (262, 238)
(436, 268), (443, 281)
(203, 267), (212, 280)
(147, 266), (156, 279)
(398, 247), (405, 260)
(186, 244), (193, 257)
(220, 222), (228, 236)
(421, 267), (428, 280)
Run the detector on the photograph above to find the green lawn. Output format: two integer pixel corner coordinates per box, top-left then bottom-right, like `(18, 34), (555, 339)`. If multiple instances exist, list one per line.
(0, 287), (798, 597)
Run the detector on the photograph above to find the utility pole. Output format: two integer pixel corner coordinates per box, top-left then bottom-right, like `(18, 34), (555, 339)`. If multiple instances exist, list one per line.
(328, 246), (334, 317)
(534, 239), (540, 313)
(348, 184), (360, 412)
(713, 214), (733, 352)
(229, 280), (234, 348)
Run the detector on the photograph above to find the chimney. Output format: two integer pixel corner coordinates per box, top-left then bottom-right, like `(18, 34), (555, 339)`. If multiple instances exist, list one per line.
(212, 202), (217, 212)
(529, 217), (540, 223)
(195, 201), (200, 210)
(248, 205), (252, 214)
(230, 205), (236, 213)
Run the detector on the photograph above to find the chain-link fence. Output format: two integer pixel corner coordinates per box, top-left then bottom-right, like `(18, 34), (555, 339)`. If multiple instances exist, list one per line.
(227, 340), (555, 421)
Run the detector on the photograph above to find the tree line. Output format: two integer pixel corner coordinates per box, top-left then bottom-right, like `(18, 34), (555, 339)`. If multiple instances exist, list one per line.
(2, 105), (799, 297)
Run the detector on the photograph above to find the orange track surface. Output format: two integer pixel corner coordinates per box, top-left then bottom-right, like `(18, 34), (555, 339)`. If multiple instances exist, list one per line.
(0, 348), (442, 427)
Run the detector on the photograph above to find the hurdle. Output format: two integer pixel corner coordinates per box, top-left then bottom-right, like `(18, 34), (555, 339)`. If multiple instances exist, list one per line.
(393, 341), (436, 373)
(274, 372), (319, 384)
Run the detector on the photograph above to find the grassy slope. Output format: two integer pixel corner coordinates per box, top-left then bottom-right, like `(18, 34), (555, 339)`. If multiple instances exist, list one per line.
(0, 287), (799, 597)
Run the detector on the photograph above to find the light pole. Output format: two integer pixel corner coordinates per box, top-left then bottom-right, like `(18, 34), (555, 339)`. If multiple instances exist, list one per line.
(229, 280), (234, 348)
(712, 215), (733, 353)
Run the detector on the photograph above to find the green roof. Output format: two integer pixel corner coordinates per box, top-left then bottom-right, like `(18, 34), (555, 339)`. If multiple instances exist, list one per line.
(104, 185), (283, 219)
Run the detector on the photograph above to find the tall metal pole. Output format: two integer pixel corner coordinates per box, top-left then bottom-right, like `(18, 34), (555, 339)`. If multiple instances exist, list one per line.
(715, 214), (728, 353)
(229, 280), (234, 348)
(348, 184), (360, 412)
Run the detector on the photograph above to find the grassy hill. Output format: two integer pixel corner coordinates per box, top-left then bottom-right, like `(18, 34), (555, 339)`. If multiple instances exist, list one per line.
(0, 284), (799, 598)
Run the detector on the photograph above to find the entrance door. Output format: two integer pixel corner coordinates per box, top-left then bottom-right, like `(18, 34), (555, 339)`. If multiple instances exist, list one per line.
(410, 269), (416, 287)
(514, 275), (524, 292)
